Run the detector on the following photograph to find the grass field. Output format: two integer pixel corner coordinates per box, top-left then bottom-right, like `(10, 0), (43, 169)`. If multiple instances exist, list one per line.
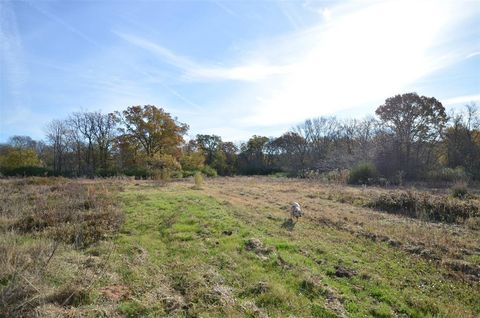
(1, 177), (479, 317)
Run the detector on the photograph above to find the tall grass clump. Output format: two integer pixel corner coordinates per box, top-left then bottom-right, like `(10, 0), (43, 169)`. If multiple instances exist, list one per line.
(193, 171), (204, 189)
(367, 190), (479, 223)
(348, 162), (378, 185)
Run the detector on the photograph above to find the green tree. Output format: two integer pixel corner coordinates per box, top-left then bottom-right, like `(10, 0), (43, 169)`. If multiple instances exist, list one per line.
(238, 135), (271, 175)
(180, 150), (205, 172)
(218, 142), (238, 176)
(195, 134), (222, 166)
(0, 148), (42, 170)
(115, 105), (188, 174)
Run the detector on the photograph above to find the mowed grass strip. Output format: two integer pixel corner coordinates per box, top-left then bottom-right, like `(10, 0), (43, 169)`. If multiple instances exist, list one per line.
(110, 182), (479, 317)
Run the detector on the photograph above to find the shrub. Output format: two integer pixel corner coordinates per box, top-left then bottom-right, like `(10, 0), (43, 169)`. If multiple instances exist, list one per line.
(149, 168), (172, 181)
(326, 169), (350, 184)
(451, 182), (469, 199)
(182, 170), (197, 178)
(180, 151), (205, 171)
(96, 168), (119, 177)
(348, 162), (378, 185)
(202, 165), (218, 177)
(465, 217), (480, 230)
(427, 167), (468, 184)
(124, 167), (149, 179)
(1, 166), (52, 177)
(171, 170), (183, 179)
(0, 148), (43, 170)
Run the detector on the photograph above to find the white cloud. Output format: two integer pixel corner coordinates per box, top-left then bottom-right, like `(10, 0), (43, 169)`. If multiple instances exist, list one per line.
(321, 8), (332, 21)
(443, 94), (480, 106)
(238, 0), (478, 126)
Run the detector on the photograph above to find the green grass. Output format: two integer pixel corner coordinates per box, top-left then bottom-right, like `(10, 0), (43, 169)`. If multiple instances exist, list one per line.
(103, 183), (479, 317)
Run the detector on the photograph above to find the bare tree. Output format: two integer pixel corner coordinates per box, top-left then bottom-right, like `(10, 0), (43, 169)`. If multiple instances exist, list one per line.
(92, 112), (116, 172)
(69, 112), (97, 177)
(45, 120), (69, 175)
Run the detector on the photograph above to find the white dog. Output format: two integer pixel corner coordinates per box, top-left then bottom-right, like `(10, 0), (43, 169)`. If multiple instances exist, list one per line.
(290, 202), (302, 221)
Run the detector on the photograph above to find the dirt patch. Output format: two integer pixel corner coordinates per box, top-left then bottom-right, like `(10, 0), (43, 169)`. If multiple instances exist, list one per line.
(332, 265), (357, 278)
(442, 260), (480, 281)
(250, 281), (270, 295)
(100, 285), (130, 301)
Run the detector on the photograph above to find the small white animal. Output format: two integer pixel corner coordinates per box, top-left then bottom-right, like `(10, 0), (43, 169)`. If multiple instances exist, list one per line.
(290, 202), (302, 221)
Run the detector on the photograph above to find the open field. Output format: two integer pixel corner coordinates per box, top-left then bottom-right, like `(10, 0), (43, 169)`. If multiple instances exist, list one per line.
(1, 177), (479, 317)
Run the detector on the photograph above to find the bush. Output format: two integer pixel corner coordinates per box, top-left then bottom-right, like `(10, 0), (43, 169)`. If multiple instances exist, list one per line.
(1, 166), (52, 177)
(427, 167), (468, 184)
(348, 162), (378, 185)
(96, 168), (119, 177)
(202, 165), (218, 177)
(325, 169), (350, 184)
(151, 168), (176, 181)
(451, 182), (469, 199)
(465, 217), (480, 230)
(124, 167), (149, 179)
(171, 170), (183, 179)
(182, 170), (197, 178)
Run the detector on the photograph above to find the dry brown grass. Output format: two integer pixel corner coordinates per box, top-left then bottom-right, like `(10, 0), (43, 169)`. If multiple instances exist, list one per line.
(0, 178), (123, 317)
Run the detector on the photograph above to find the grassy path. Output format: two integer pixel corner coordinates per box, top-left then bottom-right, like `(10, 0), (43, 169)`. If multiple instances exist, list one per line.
(106, 182), (479, 317)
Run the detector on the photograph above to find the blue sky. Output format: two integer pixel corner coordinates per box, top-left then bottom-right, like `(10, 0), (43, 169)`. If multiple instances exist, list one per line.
(1, 0), (479, 143)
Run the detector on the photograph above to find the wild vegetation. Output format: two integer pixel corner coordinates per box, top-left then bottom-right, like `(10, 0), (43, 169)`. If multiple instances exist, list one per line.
(0, 178), (123, 316)
(1, 94), (479, 186)
(1, 177), (478, 317)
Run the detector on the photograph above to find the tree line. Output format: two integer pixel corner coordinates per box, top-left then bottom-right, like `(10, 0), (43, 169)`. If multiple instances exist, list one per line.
(1, 92), (479, 183)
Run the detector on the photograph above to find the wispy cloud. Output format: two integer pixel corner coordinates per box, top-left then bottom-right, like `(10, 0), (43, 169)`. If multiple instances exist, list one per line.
(466, 51), (480, 59)
(26, 1), (99, 47)
(443, 94), (480, 106)
(115, 32), (293, 82)
(0, 0), (31, 127)
(211, 0), (238, 17)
